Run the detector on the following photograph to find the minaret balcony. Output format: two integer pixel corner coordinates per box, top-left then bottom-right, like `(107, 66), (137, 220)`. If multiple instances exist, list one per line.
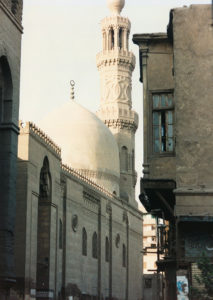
(96, 49), (135, 69)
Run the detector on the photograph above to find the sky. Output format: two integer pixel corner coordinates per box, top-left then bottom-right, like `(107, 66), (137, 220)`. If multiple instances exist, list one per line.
(20, 0), (210, 202)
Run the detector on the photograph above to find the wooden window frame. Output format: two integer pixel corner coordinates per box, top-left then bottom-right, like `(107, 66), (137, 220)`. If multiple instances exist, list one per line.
(150, 90), (175, 157)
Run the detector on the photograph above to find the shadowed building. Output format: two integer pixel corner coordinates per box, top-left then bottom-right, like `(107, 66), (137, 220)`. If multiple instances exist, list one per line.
(133, 4), (213, 300)
(0, 0), (23, 297)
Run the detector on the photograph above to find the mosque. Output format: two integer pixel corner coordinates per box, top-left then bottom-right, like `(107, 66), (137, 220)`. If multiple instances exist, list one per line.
(0, 0), (143, 299)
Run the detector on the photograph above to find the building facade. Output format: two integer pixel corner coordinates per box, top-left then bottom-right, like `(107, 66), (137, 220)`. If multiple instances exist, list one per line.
(15, 120), (142, 300)
(12, 0), (143, 299)
(0, 0), (23, 297)
(133, 4), (213, 300)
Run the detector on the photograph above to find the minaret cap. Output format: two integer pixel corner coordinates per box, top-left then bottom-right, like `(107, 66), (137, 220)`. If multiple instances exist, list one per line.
(107, 0), (125, 15)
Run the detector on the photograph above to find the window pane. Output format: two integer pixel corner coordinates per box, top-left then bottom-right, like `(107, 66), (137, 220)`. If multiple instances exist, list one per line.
(154, 139), (160, 152)
(167, 94), (173, 106)
(167, 138), (173, 151)
(152, 93), (174, 153)
(168, 125), (173, 138)
(153, 95), (160, 108)
(153, 112), (160, 125)
(161, 95), (166, 107)
(167, 111), (173, 124)
(154, 126), (160, 139)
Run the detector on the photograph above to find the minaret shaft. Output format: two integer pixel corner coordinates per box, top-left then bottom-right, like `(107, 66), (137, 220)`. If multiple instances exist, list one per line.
(97, 6), (138, 205)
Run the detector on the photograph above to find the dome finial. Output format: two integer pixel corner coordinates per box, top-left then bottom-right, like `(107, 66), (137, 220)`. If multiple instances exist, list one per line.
(70, 80), (75, 100)
(107, 0), (125, 15)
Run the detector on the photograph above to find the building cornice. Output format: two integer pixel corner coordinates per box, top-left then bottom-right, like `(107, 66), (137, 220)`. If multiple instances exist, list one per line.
(19, 121), (61, 159)
(97, 49), (135, 70)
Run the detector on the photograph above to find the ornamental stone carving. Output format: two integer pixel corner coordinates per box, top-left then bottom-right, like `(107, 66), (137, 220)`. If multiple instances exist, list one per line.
(102, 75), (131, 103)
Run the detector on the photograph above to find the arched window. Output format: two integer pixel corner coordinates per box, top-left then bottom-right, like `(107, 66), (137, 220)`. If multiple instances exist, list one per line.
(122, 244), (126, 267)
(119, 28), (123, 49)
(37, 156), (52, 289)
(92, 232), (98, 259)
(109, 28), (114, 50)
(59, 219), (63, 249)
(0, 56), (13, 124)
(105, 237), (109, 262)
(39, 157), (52, 201)
(121, 146), (128, 171)
(82, 228), (87, 256)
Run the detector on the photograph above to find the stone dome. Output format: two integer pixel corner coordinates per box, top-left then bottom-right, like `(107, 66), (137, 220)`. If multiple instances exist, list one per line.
(107, 0), (125, 15)
(39, 100), (120, 194)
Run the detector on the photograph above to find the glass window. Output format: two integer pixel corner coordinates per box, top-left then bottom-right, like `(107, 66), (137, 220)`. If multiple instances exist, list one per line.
(152, 93), (174, 153)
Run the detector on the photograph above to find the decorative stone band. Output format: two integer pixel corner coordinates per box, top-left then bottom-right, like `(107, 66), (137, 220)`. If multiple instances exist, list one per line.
(97, 107), (138, 125)
(0, 0), (23, 25)
(62, 164), (115, 199)
(104, 118), (138, 132)
(19, 121), (61, 157)
(96, 50), (135, 70)
(101, 16), (131, 30)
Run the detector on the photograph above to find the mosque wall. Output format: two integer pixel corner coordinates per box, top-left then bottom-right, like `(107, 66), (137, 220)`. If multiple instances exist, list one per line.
(15, 124), (142, 300)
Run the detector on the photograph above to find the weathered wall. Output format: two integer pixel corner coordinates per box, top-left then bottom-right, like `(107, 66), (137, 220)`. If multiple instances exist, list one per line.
(174, 5), (213, 215)
(145, 40), (175, 180)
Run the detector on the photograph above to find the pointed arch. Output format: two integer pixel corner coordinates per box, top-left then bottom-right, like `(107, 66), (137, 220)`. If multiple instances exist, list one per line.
(0, 56), (13, 123)
(92, 232), (98, 259)
(119, 28), (123, 49)
(39, 156), (52, 201)
(109, 28), (114, 50)
(37, 156), (52, 290)
(82, 227), (87, 256)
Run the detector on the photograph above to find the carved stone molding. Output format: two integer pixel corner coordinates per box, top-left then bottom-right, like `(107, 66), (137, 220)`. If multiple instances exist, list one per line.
(19, 121), (61, 158)
(104, 118), (137, 132)
(78, 168), (120, 185)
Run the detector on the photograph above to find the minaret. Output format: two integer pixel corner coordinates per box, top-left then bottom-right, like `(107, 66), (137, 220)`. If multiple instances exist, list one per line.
(97, 0), (138, 206)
